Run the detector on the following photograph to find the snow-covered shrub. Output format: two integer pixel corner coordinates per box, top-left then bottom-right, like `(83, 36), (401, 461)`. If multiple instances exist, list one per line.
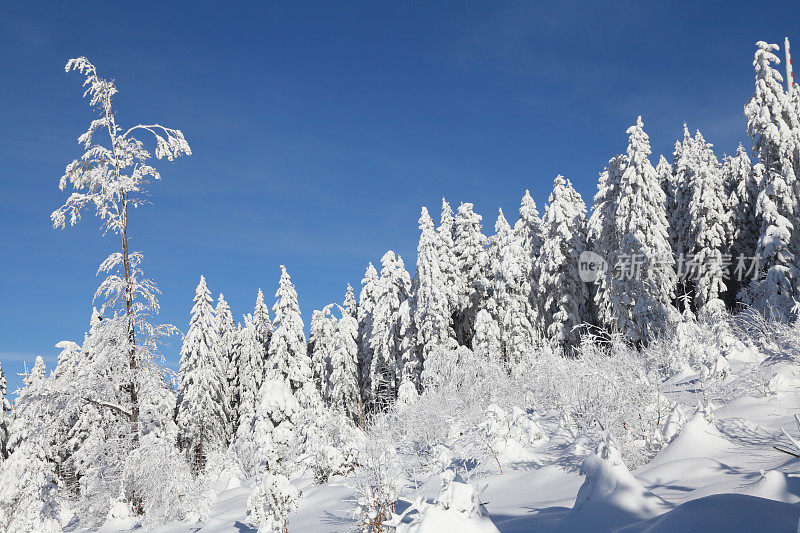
(351, 417), (401, 533)
(299, 406), (365, 483)
(394, 470), (499, 533)
(528, 336), (671, 468)
(479, 404), (546, 460)
(122, 434), (215, 528)
(247, 472), (299, 533)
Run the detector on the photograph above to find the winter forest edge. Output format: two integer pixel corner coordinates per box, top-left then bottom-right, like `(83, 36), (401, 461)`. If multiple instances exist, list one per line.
(5, 38), (800, 531)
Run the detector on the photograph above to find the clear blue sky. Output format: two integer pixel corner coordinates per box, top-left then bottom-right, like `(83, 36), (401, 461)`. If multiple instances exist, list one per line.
(1, 1), (797, 392)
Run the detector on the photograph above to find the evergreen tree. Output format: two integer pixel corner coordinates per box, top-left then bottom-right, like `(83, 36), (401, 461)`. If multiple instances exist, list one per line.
(473, 309), (502, 362)
(686, 131), (730, 314)
(253, 288), (273, 352)
(330, 287), (361, 422)
(175, 276), (228, 471)
(356, 263), (379, 404)
(538, 175), (590, 353)
(343, 283), (358, 319)
(743, 41), (800, 316)
(0, 361), (11, 461)
(215, 293), (239, 439)
(364, 251), (410, 409)
(309, 304), (338, 402)
(725, 145), (760, 306)
(514, 190), (545, 328)
(670, 124), (695, 261)
(268, 266), (316, 407)
(452, 202), (490, 346)
(589, 154), (625, 327)
(438, 198), (460, 317)
(491, 208), (537, 366)
(605, 117), (677, 341)
(414, 207), (455, 357)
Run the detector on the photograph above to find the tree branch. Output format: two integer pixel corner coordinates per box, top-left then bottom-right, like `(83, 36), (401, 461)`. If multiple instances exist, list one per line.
(82, 397), (133, 419)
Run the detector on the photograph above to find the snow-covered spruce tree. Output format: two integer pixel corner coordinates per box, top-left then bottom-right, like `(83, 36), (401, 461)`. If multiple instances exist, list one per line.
(0, 361), (9, 461)
(438, 198), (461, 317)
(537, 175), (590, 353)
(453, 202), (490, 347)
(685, 131), (730, 314)
(52, 57), (190, 446)
(330, 288), (362, 422)
(413, 207), (455, 358)
(670, 124), (695, 264)
(0, 356), (61, 532)
(176, 276), (229, 472)
(269, 266), (317, 407)
(356, 263), (379, 405)
(656, 155), (673, 200)
(343, 283), (358, 319)
(490, 208), (537, 366)
(724, 145), (759, 306)
(254, 288), (273, 352)
(215, 293), (239, 439)
(588, 154), (625, 327)
(743, 41), (800, 316)
(473, 308), (502, 362)
(252, 377), (301, 475)
(247, 471), (299, 533)
(606, 117), (677, 342)
(309, 304), (338, 403)
(365, 251), (411, 410)
(230, 314), (268, 478)
(727, 144), (759, 262)
(514, 190), (546, 329)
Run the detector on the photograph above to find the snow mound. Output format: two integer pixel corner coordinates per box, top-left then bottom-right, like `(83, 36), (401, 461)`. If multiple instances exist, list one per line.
(649, 411), (735, 466)
(768, 364), (800, 394)
(741, 470), (800, 503)
(563, 440), (669, 531)
(618, 493), (800, 532)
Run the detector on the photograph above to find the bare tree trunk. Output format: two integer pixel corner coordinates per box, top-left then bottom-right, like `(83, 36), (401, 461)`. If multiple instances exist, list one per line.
(120, 194), (139, 445)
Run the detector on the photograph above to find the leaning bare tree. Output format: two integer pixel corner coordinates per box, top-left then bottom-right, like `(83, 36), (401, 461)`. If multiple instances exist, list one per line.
(52, 57), (191, 443)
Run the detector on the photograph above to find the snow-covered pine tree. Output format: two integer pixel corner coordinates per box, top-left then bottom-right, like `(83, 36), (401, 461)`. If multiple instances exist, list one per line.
(606, 117), (677, 341)
(472, 309), (502, 362)
(269, 266), (317, 407)
(215, 293), (239, 440)
(514, 190), (545, 330)
(52, 58), (190, 445)
(252, 377), (301, 475)
(309, 304), (338, 403)
(491, 208), (537, 367)
(537, 175), (590, 353)
(727, 144), (760, 261)
(588, 154), (625, 327)
(438, 198), (460, 318)
(656, 155), (672, 203)
(356, 263), (379, 406)
(254, 288), (273, 352)
(0, 356), (62, 532)
(743, 41), (800, 316)
(330, 287), (362, 422)
(685, 131), (730, 314)
(452, 202), (490, 347)
(413, 207), (455, 358)
(365, 251), (410, 410)
(343, 283), (358, 319)
(175, 276), (229, 472)
(670, 124), (695, 261)
(0, 361), (9, 461)
(229, 313), (267, 478)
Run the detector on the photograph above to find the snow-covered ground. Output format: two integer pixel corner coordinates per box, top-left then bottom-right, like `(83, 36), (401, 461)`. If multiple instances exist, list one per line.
(122, 365), (800, 533)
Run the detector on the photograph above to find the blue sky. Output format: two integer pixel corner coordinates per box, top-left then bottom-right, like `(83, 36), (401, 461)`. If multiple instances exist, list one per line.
(1, 1), (798, 393)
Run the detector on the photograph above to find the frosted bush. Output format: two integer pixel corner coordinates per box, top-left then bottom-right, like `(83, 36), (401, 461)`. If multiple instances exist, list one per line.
(247, 472), (299, 533)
